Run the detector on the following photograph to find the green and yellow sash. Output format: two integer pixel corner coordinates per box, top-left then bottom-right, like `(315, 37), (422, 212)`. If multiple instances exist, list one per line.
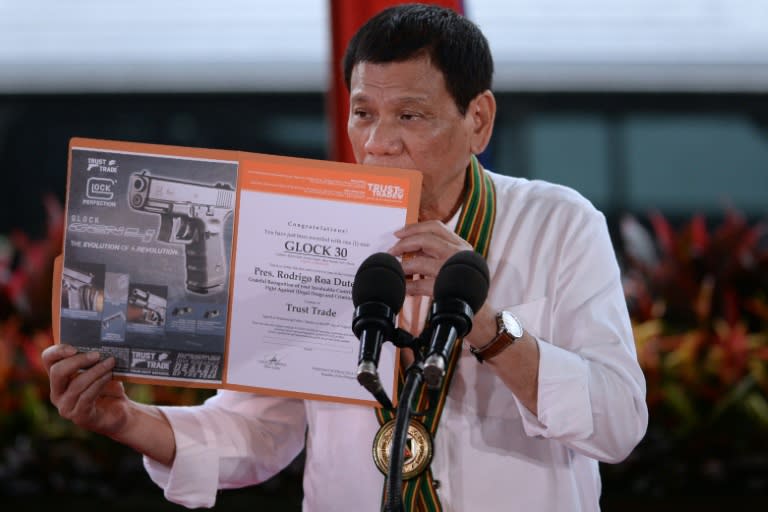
(375, 155), (496, 511)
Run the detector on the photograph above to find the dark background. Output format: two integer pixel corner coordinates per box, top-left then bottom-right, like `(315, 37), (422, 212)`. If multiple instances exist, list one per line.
(1, 90), (767, 510)
(3, 91), (768, 238)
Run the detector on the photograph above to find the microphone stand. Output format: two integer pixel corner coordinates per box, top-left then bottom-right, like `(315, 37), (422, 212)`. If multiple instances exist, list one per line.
(382, 329), (432, 512)
(383, 361), (423, 512)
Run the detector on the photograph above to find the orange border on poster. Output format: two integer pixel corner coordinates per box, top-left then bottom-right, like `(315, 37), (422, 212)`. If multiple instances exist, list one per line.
(52, 137), (422, 406)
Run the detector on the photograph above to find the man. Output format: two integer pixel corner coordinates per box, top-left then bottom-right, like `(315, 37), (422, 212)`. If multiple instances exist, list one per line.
(43, 4), (648, 511)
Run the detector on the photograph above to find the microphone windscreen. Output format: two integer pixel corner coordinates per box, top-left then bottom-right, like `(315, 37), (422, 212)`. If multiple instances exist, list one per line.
(433, 250), (490, 313)
(352, 252), (406, 310)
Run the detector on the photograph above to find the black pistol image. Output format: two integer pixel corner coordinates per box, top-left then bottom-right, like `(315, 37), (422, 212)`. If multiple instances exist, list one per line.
(128, 171), (235, 294)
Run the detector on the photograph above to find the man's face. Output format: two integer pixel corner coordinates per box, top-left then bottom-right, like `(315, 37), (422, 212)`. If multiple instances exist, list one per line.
(347, 56), (475, 196)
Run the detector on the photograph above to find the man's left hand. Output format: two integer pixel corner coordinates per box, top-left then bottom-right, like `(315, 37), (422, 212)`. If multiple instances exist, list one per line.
(388, 220), (473, 298)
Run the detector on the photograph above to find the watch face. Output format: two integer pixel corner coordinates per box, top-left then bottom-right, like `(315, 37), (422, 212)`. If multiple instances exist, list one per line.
(500, 311), (523, 338)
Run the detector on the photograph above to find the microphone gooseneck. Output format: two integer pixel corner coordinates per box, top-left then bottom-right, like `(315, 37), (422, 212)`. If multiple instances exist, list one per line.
(422, 250), (490, 389)
(351, 252), (406, 408)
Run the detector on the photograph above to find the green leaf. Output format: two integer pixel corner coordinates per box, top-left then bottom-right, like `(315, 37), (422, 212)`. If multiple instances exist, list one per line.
(744, 392), (768, 428)
(662, 382), (699, 430)
(710, 375), (756, 421)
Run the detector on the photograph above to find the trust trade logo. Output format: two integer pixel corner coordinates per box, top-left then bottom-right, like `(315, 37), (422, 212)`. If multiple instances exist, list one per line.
(367, 182), (404, 200)
(86, 158), (118, 173)
(130, 350), (172, 372)
(81, 156), (119, 206)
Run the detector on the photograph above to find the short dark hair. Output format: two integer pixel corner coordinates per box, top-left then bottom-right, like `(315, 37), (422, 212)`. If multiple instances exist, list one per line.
(343, 3), (494, 116)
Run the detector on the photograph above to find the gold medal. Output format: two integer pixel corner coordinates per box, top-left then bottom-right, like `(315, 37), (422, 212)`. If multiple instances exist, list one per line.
(372, 418), (433, 480)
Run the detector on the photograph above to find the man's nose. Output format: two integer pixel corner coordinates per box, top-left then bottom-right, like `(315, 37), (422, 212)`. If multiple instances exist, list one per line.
(364, 120), (402, 155)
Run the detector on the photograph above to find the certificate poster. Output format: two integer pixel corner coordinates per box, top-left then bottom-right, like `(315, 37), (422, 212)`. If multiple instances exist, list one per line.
(58, 140), (239, 385)
(225, 159), (421, 404)
(53, 138), (422, 406)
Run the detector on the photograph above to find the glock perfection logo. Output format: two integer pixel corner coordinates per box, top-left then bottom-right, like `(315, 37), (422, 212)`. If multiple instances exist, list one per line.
(86, 177), (116, 200)
(367, 183), (404, 200)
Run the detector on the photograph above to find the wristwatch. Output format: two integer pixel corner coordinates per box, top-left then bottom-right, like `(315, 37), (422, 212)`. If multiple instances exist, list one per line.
(470, 310), (524, 363)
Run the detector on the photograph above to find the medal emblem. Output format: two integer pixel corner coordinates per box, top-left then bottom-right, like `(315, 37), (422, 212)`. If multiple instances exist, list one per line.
(372, 418), (433, 479)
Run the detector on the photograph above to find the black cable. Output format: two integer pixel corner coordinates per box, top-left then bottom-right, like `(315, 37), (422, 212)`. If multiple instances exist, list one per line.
(383, 362), (423, 512)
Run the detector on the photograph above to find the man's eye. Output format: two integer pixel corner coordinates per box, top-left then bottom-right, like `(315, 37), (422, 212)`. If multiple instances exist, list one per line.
(353, 110), (369, 118)
(400, 113), (421, 121)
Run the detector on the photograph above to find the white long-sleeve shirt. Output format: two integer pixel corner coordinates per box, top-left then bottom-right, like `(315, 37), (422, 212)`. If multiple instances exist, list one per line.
(144, 170), (648, 511)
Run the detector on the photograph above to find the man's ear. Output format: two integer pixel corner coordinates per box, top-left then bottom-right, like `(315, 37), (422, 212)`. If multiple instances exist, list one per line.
(467, 90), (496, 155)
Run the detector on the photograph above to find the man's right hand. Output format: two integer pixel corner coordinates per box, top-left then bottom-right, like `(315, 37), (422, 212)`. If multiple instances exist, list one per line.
(41, 343), (177, 465)
(42, 343), (131, 437)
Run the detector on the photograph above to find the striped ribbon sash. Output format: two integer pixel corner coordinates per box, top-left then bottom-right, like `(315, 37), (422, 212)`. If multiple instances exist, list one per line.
(375, 155), (496, 511)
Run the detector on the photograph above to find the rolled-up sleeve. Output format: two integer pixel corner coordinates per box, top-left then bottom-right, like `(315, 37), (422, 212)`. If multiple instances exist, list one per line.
(515, 206), (648, 463)
(144, 390), (307, 508)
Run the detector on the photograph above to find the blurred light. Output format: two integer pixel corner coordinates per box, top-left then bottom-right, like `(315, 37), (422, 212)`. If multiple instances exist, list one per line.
(1, 0), (767, 93)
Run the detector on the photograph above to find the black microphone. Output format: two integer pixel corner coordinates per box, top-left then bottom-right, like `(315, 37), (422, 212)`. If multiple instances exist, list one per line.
(352, 252), (406, 407)
(422, 250), (490, 389)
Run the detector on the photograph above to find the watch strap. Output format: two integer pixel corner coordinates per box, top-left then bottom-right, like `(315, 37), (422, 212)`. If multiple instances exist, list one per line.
(470, 329), (517, 363)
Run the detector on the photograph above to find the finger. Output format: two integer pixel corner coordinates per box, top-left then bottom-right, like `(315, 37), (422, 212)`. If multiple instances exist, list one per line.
(391, 233), (467, 259)
(70, 367), (116, 421)
(48, 350), (101, 399)
(394, 220), (449, 238)
(405, 277), (436, 297)
(389, 233), (434, 257)
(393, 221), (455, 248)
(401, 254), (443, 280)
(50, 352), (110, 407)
(392, 227), (471, 257)
(102, 378), (126, 398)
(397, 238), (473, 278)
(394, 223), (458, 246)
(56, 357), (115, 420)
(41, 343), (78, 373)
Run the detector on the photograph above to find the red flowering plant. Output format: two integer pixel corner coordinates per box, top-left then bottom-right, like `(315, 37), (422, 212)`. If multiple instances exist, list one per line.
(0, 195), (63, 433)
(0, 195), (213, 497)
(608, 207), (768, 496)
